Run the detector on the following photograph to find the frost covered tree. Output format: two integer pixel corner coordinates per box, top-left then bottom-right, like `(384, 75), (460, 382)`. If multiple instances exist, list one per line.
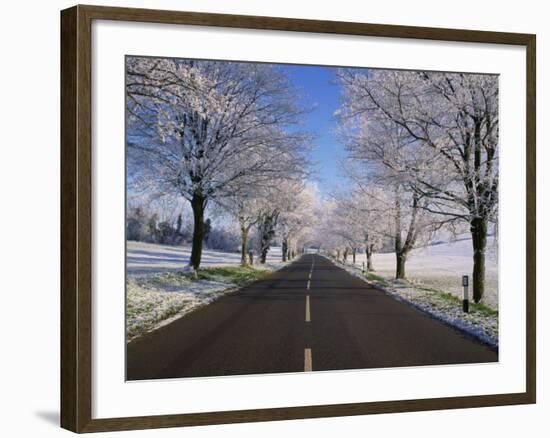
(126, 57), (310, 270)
(330, 201), (364, 265)
(329, 181), (431, 279)
(314, 199), (351, 261)
(126, 207), (148, 242)
(220, 180), (316, 266)
(336, 116), (435, 279)
(337, 69), (498, 301)
(219, 193), (266, 266)
(389, 186), (424, 279)
(248, 181), (314, 264)
(333, 188), (385, 271)
(277, 182), (318, 262)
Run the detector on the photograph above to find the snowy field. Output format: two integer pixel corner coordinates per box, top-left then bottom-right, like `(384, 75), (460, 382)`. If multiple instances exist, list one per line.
(126, 241), (285, 340)
(348, 237), (498, 309)
(127, 240), (284, 276)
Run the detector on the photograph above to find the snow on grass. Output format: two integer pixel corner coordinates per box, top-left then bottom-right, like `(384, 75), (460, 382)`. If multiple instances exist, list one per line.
(347, 236), (498, 310)
(127, 240), (284, 276)
(126, 242), (285, 341)
(325, 254), (498, 347)
(126, 276), (228, 341)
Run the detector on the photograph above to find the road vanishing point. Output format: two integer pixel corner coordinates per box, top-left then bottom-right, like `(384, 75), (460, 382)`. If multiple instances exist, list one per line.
(127, 254), (497, 380)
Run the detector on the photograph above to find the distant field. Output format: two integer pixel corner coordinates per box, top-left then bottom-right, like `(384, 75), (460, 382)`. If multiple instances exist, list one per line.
(349, 237), (499, 309)
(127, 241), (284, 276)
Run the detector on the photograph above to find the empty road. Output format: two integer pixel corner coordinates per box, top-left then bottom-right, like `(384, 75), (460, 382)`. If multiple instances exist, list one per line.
(127, 254), (497, 380)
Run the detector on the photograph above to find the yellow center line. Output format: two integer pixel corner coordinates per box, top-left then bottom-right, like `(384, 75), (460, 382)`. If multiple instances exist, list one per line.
(304, 348), (312, 372)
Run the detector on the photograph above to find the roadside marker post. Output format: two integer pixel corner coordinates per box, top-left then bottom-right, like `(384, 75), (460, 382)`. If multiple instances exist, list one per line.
(462, 275), (469, 313)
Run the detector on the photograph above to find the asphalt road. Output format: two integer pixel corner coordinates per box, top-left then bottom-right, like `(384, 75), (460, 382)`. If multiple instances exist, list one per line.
(127, 254), (497, 380)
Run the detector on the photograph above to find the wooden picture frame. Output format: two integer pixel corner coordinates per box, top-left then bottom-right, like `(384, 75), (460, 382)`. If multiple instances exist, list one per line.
(60, 4), (536, 433)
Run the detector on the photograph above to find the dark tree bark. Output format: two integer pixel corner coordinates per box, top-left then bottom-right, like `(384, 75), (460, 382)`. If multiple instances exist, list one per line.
(190, 194), (207, 270)
(282, 238), (288, 262)
(352, 248), (356, 264)
(464, 122), (492, 303)
(394, 191), (405, 279)
(240, 227), (249, 266)
(366, 244), (374, 271)
(238, 209), (254, 266)
(257, 210), (279, 264)
(393, 189), (419, 280)
(471, 217), (487, 303)
(395, 252), (406, 280)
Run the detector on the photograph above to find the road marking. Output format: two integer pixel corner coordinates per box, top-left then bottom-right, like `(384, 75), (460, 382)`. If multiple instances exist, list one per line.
(308, 271), (312, 279)
(307, 280), (310, 290)
(305, 295), (311, 322)
(304, 348), (312, 372)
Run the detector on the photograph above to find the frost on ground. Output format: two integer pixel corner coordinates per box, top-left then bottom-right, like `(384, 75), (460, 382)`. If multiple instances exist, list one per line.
(127, 240), (284, 276)
(377, 279), (497, 347)
(324, 237), (499, 348)
(126, 275), (230, 340)
(348, 236), (499, 310)
(126, 241), (285, 341)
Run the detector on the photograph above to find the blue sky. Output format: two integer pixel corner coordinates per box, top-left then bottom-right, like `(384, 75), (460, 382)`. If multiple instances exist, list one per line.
(279, 65), (346, 196)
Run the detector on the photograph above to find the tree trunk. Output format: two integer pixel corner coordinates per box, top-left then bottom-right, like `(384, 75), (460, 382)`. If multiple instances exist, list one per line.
(343, 249), (348, 262)
(394, 189), (406, 279)
(366, 245), (374, 271)
(352, 248), (356, 265)
(260, 247), (268, 264)
(395, 251), (406, 279)
(471, 217), (487, 303)
(257, 210), (278, 264)
(336, 249), (340, 261)
(240, 227), (249, 266)
(190, 194), (206, 270)
(282, 238), (288, 262)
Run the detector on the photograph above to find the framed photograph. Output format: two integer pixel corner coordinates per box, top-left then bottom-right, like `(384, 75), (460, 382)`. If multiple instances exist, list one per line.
(60, 4), (536, 433)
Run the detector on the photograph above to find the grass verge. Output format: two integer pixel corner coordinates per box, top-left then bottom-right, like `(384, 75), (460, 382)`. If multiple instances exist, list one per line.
(413, 283), (498, 317)
(197, 265), (271, 285)
(366, 272), (389, 286)
(363, 270), (496, 317)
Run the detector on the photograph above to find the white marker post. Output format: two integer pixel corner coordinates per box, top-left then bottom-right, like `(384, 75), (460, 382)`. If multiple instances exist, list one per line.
(462, 275), (469, 313)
